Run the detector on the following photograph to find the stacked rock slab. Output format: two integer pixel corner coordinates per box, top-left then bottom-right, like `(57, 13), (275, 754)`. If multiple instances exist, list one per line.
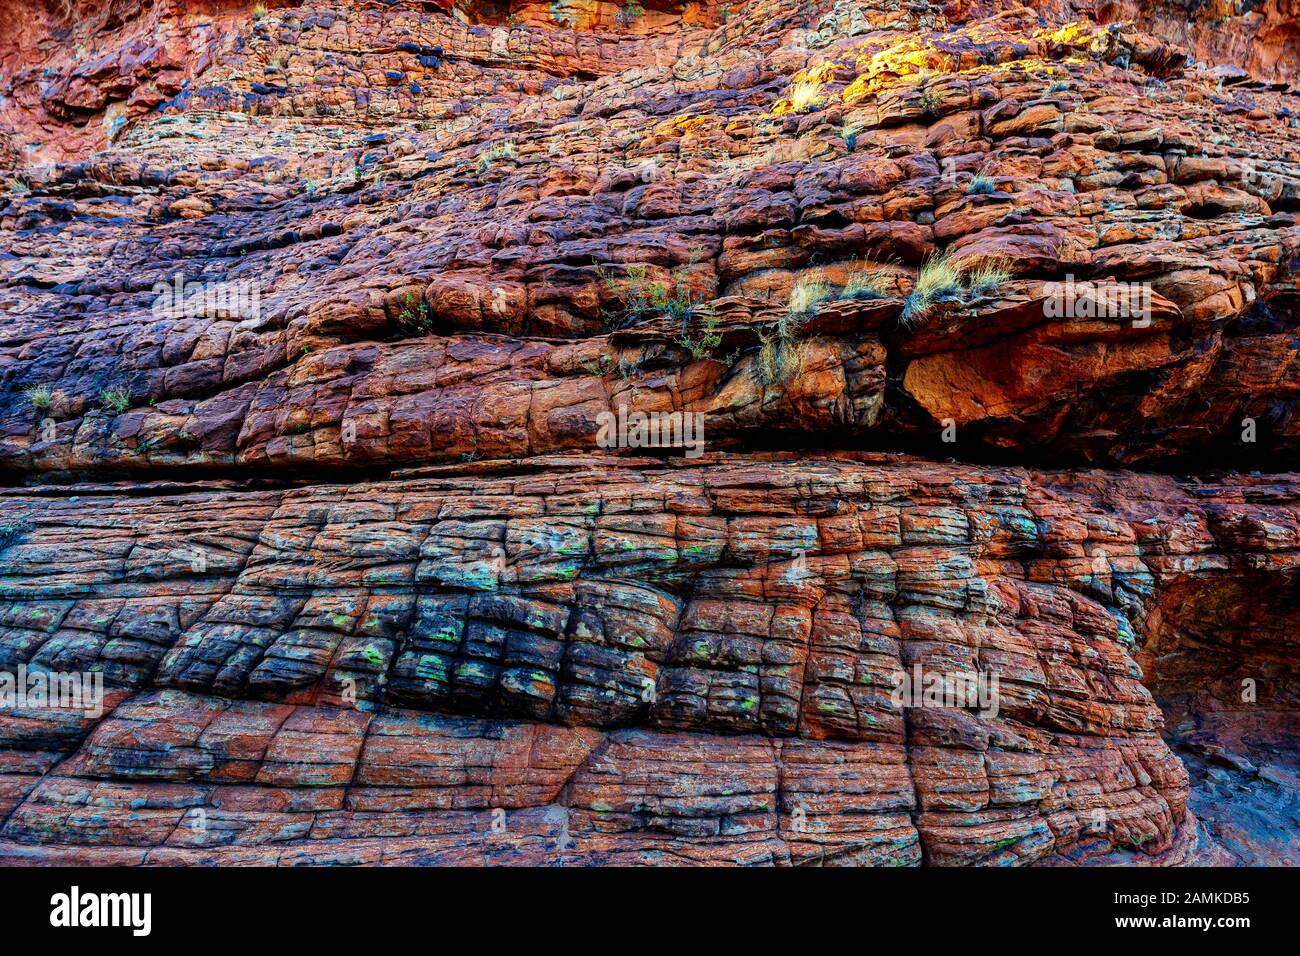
(0, 0), (1297, 864)
(3, 457), (1298, 864)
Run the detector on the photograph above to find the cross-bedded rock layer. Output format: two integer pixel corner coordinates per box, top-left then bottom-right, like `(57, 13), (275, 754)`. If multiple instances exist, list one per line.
(1, 0), (1298, 864)
(3, 1), (1300, 474)
(0, 456), (1295, 864)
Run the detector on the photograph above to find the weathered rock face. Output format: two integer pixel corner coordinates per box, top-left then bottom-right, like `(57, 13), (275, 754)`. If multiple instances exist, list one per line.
(5, 457), (1294, 864)
(1089, 0), (1300, 85)
(2, 2), (1299, 475)
(0, 0), (1297, 865)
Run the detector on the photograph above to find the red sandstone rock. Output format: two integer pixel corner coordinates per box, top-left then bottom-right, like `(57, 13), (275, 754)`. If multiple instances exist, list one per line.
(0, 0), (1297, 866)
(0, 456), (1296, 864)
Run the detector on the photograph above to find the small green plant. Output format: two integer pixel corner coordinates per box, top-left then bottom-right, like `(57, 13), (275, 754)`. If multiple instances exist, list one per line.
(615, 0), (645, 27)
(901, 253), (962, 325)
(100, 387), (131, 414)
(7, 179), (30, 195)
(616, 355), (641, 379)
(476, 140), (517, 174)
(719, 3), (732, 21)
(397, 293), (434, 335)
(966, 172), (996, 195)
(788, 278), (833, 319)
(757, 311), (808, 387)
(756, 279), (830, 386)
(677, 314), (723, 360)
(1047, 80), (1069, 93)
(598, 243), (709, 332)
(605, 270), (646, 311)
(24, 386), (52, 413)
(965, 260), (1011, 297)
(840, 266), (892, 301)
(788, 80), (823, 114)
(900, 255), (1012, 324)
(252, 2), (267, 20)
(919, 84), (941, 118)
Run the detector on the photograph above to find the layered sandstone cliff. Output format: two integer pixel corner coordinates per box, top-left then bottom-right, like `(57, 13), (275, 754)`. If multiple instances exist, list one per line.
(0, 0), (1297, 864)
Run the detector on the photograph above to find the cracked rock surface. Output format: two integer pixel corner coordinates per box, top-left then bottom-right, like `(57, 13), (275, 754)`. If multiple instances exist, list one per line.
(0, 0), (1297, 864)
